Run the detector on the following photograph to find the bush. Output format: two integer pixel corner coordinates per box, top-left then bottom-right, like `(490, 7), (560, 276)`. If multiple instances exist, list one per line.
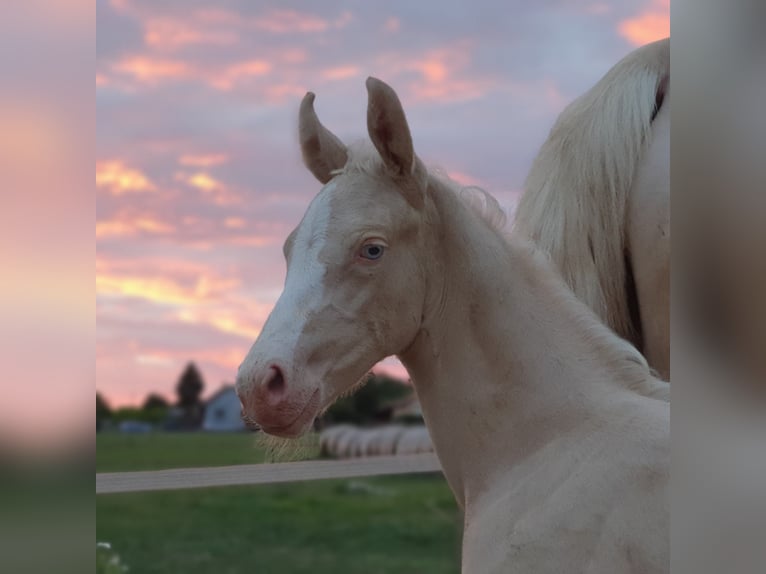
(320, 374), (412, 426)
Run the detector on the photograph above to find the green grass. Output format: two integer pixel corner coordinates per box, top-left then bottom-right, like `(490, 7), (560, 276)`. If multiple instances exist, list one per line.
(96, 432), (319, 472)
(97, 433), (462, 573)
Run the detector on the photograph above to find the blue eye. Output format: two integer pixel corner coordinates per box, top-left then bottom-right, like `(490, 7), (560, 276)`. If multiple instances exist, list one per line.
(360, 243), (385, 260)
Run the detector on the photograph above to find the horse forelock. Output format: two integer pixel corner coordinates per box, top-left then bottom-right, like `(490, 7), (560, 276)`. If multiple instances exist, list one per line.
(332, 140), (508, 234)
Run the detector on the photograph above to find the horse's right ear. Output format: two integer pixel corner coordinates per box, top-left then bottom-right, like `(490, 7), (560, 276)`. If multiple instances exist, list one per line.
(366, 77), (427, 209)
(299, 92), (348, 184)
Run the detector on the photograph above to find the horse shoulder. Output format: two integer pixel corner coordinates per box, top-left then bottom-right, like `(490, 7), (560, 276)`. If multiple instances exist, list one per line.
(462, 400), (668, 573)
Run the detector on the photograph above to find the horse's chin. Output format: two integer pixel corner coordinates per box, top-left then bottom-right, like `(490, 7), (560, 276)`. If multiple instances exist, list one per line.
(256, 388), (321, 438)
(260, 417), (315, 439)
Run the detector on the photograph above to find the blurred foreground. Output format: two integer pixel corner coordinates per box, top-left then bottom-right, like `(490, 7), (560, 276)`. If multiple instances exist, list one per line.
(95, 433), (460, 574)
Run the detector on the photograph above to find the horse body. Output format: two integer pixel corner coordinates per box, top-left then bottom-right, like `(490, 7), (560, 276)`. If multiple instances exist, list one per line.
(236, 73), (668, 572)
(400, 181), (668, 573)
(514, 38), (670, 380)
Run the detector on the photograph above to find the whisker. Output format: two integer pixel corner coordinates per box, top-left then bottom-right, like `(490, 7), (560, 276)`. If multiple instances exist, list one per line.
(240, 409), (261, 432)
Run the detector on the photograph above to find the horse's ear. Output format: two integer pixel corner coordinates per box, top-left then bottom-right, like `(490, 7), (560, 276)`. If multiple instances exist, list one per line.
(299, 92), (348, 184)
(366, 77), (427, 208)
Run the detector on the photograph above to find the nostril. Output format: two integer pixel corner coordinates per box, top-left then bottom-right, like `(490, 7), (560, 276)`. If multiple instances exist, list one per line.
(265, 366), (286, 396)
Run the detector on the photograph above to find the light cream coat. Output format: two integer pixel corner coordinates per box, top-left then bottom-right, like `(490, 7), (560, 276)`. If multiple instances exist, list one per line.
(237, 76), (669, 573)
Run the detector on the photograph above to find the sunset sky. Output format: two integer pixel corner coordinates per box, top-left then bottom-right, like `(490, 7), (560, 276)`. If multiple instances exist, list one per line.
(96, 0), (669, 407)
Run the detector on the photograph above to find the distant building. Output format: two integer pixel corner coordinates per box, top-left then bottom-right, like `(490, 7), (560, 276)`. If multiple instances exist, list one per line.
(118, 420), (153, 434)
(202, 384), (246, 432)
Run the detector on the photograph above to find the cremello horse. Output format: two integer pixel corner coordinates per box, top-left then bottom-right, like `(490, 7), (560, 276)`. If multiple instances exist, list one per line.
(236, 74), (669, 572)
(515, 38), (670, 380)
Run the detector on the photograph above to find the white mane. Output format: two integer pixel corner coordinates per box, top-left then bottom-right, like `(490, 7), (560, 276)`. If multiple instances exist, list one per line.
(513, 39), (669, 347)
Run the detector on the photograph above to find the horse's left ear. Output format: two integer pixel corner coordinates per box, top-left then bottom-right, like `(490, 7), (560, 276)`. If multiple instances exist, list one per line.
(299, 92), (348, 184)
(366, 77), (427, 209)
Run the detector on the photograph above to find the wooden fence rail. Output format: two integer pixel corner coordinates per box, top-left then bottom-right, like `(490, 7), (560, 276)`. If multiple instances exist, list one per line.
(96, 453), (442, 494)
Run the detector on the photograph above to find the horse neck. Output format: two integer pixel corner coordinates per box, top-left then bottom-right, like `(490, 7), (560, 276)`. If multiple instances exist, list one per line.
(399, 181), (649, 509)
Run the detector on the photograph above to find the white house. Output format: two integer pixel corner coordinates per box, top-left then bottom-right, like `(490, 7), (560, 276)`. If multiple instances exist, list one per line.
(202, 384), (246, 432)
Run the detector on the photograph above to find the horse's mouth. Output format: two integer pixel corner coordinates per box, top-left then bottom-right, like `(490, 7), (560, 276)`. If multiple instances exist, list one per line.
(257, 389), (321, 438)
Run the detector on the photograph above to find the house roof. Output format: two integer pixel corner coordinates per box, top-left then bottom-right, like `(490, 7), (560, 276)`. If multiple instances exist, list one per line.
(205, 383), (236, 405)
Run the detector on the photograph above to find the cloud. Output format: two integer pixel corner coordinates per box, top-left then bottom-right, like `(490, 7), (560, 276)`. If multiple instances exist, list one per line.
(618, 0), (670, 46)
(252, 9), (331, 34)
(96, 257), (241, 308)
(172, 170), (243, 205)
(209, 59), (273, 91)
(176, 307), (262, 341)
(143, 17), (239, 50)
(378, 40), (496, 103)
(445, 169), (487, 188)
(322, 66), (360, 81)
(96, 0), (661, 406)
(179, 153), (229, 167)
(179, 172), (224, 193)
(96, 160), (156, 195)
(113, 56), (191, 82)
(96, 215), (175, 238)
(97, 273), (228, 308)
(107, 53), (279, 92)
(224, 217), (246, 229)
(384, 17), (400, 33)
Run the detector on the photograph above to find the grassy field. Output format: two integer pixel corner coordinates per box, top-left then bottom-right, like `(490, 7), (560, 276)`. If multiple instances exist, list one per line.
(97, 433), (462, 573)
(96, 432), (319, 472)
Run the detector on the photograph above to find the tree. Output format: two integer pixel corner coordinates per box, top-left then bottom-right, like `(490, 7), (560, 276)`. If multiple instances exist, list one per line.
(142, 393), (169, 411)
(320, 373), (412, 426)
(176, 362), (204, 407)
(174, 362), (206, 430)
(96, 392), (112, 431)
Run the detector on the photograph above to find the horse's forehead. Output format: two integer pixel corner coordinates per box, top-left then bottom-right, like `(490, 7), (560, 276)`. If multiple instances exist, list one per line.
(305, 173), (403, 230)
(304, 180), (337, 224)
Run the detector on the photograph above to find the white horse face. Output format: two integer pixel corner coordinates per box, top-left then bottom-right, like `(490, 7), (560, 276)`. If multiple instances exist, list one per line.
(236, 78), (429, 437)
(237, 170), (426, 436)
(237, 78), (431, 437)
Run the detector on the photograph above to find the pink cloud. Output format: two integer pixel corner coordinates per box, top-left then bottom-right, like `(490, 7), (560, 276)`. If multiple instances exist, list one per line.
(97, 0), (645, 410)
(446, 170), (486, 188)
(211, 59), (273, 90)
(279, 48), (308, 64)
(172, 172), (243, 205)
(96, 215), (175, 239)
(378, 41), (495, 103)
(113, 56), (192, 82)
(178, 153), (229, 168)
(181, 172), (224, 192)
(384, 17), (400, 33)
(108, 53), (278, 92)
(96, 257), (242, 308)
(262, 83), (308, 104)
(96, 160), (156, 195)
(618, 0), (670, 46)
(252, 10), (331, 34)
(143, 17), (239, 50)
(322, 66), (360, 81)
(224, 217), (247, 229)
(543, 80), (568, 110)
